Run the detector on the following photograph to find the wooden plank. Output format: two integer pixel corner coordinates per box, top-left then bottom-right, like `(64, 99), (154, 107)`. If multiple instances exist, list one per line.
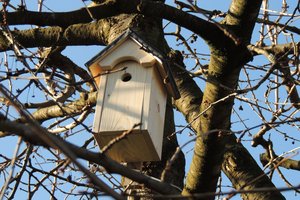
(144, 66), (166, 159)
(99, 39), (156, 69)
(94, 130), (159, 162)
(88, 63), (104, 86)
(92, 73), (107, 133)
(99, 61), (146, 132)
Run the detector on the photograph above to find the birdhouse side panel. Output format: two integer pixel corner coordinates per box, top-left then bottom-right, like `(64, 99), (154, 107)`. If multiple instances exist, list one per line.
(89, 62), (104, 87)
(142, 66), (167, 159)
(99, 61), (147, 132)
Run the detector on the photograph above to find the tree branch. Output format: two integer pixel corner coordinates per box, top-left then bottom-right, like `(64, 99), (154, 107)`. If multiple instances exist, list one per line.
(0, 21), (107, 51)
(0, 119), (181, 195)
(0, 0), (233, 50)
(260, 152), (300, 171)
(30, 91), (97, 123)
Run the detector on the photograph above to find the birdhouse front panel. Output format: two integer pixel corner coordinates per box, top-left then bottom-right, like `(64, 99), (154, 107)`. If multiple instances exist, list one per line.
(97, 61), (146, 132)
(93, 60), (167, 162)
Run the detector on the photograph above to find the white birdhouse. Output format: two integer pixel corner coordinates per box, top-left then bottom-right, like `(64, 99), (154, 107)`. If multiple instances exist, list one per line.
(86, 29), (180, 162)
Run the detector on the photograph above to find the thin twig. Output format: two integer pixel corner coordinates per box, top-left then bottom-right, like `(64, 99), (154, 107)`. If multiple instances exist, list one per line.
(101, 123), (142, 154)
(0, 137), (22, 199)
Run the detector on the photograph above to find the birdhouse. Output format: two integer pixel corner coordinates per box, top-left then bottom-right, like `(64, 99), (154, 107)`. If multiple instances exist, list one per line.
(85, 29), (180, 162)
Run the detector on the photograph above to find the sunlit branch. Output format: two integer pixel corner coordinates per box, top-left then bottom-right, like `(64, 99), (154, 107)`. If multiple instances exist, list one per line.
(260, 152), (300, 171)
(0, 137), (22, 199)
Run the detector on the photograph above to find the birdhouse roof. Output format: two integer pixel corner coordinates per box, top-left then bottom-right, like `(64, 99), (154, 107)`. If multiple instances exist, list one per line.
(85, 29), (180, 99)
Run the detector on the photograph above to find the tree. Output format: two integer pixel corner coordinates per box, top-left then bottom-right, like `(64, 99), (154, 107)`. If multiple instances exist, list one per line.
(0, 0), (299, 199)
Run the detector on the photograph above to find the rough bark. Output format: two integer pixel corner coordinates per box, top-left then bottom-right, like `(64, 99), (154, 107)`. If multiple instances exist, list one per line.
(223, 140), (285, 199)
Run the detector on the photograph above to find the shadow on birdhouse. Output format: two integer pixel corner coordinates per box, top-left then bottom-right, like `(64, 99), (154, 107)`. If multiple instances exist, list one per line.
(85, 29), (180, 163)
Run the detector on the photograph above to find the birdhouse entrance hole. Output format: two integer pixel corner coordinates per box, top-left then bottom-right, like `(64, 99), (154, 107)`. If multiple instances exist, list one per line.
(121, 72), (132, 82)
